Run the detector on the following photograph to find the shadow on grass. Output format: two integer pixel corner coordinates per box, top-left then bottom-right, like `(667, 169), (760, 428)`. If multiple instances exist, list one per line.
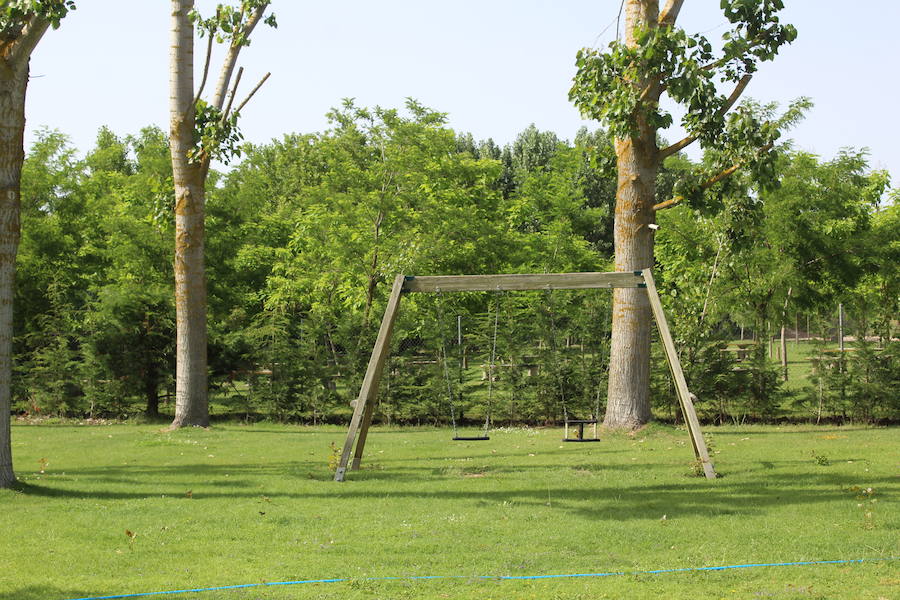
(13, 458), (895, 524)
(708, 426), (880, 436)
(0, 586), (91, 600)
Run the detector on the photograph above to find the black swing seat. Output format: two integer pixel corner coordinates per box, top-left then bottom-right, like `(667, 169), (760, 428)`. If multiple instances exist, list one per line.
(452, 436), (490, 441)
(563, 418), (601, 443)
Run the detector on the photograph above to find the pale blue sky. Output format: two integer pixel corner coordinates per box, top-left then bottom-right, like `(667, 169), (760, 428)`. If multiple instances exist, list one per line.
(27, 1), (900, 185)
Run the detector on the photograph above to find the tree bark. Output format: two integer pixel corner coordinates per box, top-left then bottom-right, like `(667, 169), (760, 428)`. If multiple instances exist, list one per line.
(604, 0), (660, 429)
(0, 60), (28, 487)
(0, 11), (51, 486)
(144, 363), (160, 419)
(780, 324), (787, 380)
(780, 288), (791, 380)
(838, 303), (844, 352)
(169, 0), (209, 428)
(0, 7), (54, 485)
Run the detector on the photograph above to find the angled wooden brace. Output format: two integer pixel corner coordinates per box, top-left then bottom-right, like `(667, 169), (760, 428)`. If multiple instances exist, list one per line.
(333, 274), (406, 482)
(643, 268), (717, 479)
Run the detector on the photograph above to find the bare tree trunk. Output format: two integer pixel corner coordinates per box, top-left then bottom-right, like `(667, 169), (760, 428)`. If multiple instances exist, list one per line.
(780, 288), (791, 380)
(169, 0), (209, 428)
(0, 60), (29, 488)
(780, 324), (787, 380)
(838, 303), (844, 352)
(165, 0), (270, 428)
(605, 0), (660, 429)
(144, 360), (161, 419)
(0, 10), (54, 484)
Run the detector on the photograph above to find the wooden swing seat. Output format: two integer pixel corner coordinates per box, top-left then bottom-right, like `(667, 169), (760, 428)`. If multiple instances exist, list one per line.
(563, 418), (601, 442)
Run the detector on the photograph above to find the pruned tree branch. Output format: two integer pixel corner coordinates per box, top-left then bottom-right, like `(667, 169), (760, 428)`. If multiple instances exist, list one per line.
(658, 74), (753, 160)
(651, 196), (680, 212)
(722, 72), (753, 110)
(657, 134), (693, 161)
(652, 166), (739, 212)
(234, 71), (271, 115)
(6, 14), (50, 66)
(192, 32), (215, 108)
(211, 3), (269, 110)
(653, 142), (773, 212)
(658, 0), (685, 27)
(222, 66), (244, 120)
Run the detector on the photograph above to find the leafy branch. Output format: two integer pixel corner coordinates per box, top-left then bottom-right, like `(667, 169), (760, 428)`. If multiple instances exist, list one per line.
(187, 100), (243, 165)
(185, 1), (276, 166)
(569, 0), (797, 145)
(0, 0), (74, 38)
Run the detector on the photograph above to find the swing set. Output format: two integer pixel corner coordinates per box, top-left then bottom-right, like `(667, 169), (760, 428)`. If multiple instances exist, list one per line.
(334, 269), (716, 481)
(437, 300), (497, 442)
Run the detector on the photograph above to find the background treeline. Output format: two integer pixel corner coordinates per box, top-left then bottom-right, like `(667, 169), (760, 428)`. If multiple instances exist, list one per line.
(15, 101), (899, 425)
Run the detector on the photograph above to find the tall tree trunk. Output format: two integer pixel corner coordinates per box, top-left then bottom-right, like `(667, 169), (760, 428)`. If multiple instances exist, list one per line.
(605, 0), (660, 429)
(837, 303), (844, 352)
(780, 324), (787, 380)
(144, 364), (160, 418)
(169, 0), (209, 428)
(0, 60), (28, 488)
(780, 288), (791, 380)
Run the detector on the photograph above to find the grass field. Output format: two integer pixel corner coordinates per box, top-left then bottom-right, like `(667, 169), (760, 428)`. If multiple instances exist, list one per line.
(1, 422), (897, 600)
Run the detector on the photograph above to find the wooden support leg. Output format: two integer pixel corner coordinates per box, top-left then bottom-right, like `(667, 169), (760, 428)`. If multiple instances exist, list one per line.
(351, 394), (377, 470)
(642, 269), (717, 479)
(334, 274), (406, 482)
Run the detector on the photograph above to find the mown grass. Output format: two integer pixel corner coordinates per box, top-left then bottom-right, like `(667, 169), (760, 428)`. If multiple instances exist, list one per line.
(1, 422), (897, 600)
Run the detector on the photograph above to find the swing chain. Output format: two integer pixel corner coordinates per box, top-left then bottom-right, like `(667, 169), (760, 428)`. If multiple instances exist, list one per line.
(435, 289), (460, 437)
(483, 290), (502, 435)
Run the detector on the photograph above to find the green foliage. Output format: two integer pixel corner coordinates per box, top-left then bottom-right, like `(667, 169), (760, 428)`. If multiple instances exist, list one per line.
(15, 115), (897, 424)
(190, 1), (277, 46)
(238, 308), (339, 422)
(17, 128), (175, 418)
(802, 320), (900, 424)
(655, 146), (894, 423)
(0, 0), (74, 37)
(15, 281), (83, 416)
(569, 1), (803, 223)
(844, 340), (900, 422)
(570, 2), (795, 140)
(81, 283), (175, 418)
(671, 98), (813, 214)
(204, 102), (612, 423)
(380, 290), (613, 427)
(189, 99), (244, 164)
(185, 1), (277, 165)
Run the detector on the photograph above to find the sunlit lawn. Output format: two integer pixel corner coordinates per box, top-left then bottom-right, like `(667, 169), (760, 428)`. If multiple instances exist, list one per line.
(1, 422), (897, 600)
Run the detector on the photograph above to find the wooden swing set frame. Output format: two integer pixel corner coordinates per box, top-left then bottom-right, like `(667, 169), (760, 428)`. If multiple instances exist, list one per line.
(334, 269), (717, 481)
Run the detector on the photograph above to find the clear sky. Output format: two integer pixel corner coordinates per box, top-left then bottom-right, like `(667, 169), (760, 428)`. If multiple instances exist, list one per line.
(26, 1), (900, 186)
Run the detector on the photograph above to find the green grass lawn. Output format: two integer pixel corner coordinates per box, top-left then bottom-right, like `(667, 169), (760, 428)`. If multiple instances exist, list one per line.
(2, 422), (897, 600)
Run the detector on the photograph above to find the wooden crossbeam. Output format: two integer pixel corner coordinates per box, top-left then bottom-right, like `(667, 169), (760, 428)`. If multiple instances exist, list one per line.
(402, 271), (644, 293)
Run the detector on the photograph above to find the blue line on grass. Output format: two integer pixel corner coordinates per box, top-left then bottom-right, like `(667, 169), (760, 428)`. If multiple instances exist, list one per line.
(63, 557), (898, 600)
